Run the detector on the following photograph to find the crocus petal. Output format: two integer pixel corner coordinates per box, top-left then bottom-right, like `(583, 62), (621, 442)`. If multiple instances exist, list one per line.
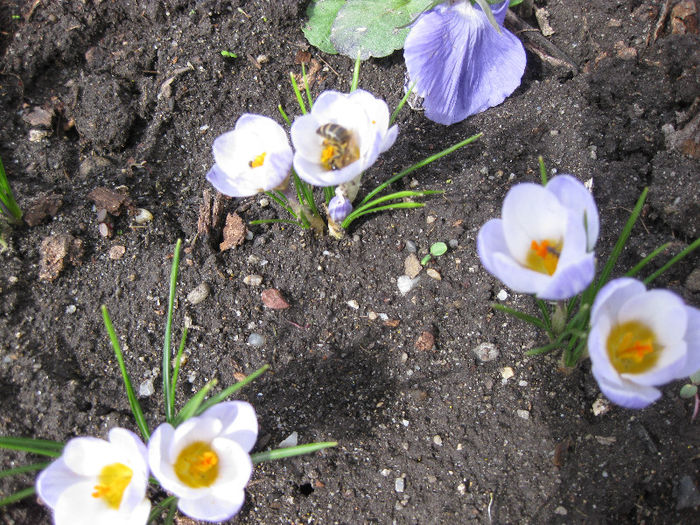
(201, 401), (259, 453)
(546, 175), (599, 250)
(36, 458), (75, 509)
(178, 489), (245, 523)
(617, 289), (688, 348)
(210, 437), (254, 493)
(684, 306), (700, 374)
(592, 368), (662, 409)
(404, 1), (526, 125)
(63, 437), (120, 476)
(537, 252), (595, 300)
(591, 278), (646, 326)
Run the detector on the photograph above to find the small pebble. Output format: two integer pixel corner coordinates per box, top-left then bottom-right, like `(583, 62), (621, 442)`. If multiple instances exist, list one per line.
(65, 304), (77, 314)
(261, 288), (290, 309)
(457, 483), (466, 495)
(380, 469), (391, 477)
(592, 396), (611, 416)
(426, 215), (437, 224)
(472, 342), (499, 362)
(496, 289), (509, 301)
(554, 506), (568, 516)
(28, 129), (50, 142)
(133, 208), (153, 224)
(433, 435), (443, 446)
(187, 283), (210, 305)
(404, 254), (422, 278)
(368, 311), (378, 321)
(259, 198), (269, 208)
(501, 366), (514, 381)
(278, 431), (298, 448)
(448, 239), (459, 248)
(397, 275), (420, 295)
(243, 274), (263, 286)
(395, 478), (405, 493)
(109, 245), (126, 260)
(426, 268), (441, 280)
(517, 409), (530, 420)
(404, 240), (417, 253)
(247, 333), (266, 347)
(347, 299), (359, 309)
(139, 379), (155, 397)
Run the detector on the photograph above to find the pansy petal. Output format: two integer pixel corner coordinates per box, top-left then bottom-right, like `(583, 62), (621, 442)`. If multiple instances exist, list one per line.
(592, 368), (661, 409)
(202, 401), (258, 452)
(178, 489), (245, 523)
(546, 175), (599, 250)
(684, 306), (700, 375)
(404, 1), (525, 125)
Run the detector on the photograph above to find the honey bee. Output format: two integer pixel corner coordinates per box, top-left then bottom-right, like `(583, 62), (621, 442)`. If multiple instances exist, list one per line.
(316, 123), (360, 171)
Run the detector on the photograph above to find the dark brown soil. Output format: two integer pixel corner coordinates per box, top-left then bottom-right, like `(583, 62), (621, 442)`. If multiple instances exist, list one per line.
(1, 1), (699, 523)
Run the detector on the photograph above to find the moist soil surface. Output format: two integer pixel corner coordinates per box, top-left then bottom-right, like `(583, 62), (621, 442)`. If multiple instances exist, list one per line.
(1, 1), (699, 523)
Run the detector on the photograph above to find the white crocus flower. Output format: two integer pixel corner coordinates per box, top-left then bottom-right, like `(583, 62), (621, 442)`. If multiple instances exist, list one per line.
(148, 401), (258, 522)
(35, 428), (150, 525)
(206, 114), (293, 197)
(290, 89), (398, 187)
(588, 278), (700, 409)
(477, 175), (599, 300)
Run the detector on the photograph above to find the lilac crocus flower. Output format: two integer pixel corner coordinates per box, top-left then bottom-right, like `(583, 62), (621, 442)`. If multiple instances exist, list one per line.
(588, 278), (700, 409)
(404, 0), (526, 125)
(477, 175), (599, 301)
(206, 114), (293, 197)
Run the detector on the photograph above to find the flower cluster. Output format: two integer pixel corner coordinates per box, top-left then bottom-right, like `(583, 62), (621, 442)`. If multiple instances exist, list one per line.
(206, 89), (397, 226)
(36, 401), (258, 524)
(477, 173), (700, 409)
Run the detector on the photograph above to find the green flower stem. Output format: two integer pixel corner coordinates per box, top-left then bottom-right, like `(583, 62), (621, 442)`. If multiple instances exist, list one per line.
(163, 239), (182, 424)
(350, 55), (361, 91)
(251, 441), (337, 464)
(102, 306), (150, 441)
(538, 155), (548, 185)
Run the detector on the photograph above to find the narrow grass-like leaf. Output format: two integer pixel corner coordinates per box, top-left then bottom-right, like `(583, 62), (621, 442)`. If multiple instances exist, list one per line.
(147, 496), (177, 524)
(343, 190), (441, 226)
(594, 188), (648, 294)
(343, 201), (425, 224)
(350, 54), (361, 91)
(163, 239), (182, 423)
(525, 341), (562, 356)
(278, 104), (291, 126)
(194, 364), (270, 417)
(360, 133), (482, 206)
(324, 186), (335, 204)
(164, 499), (177, 525)
(0, 462), (49, 480)
(0, 486), (35, 507)
(390, 81), (415, 126)
(0, 437), (63, 457)
(251, 441), (337, 463)
(538, 155), (547, 185)
(625, 242), (670, 278)
(102, 305), (150, 440)
(0, 156), (22, 224)
(290, 72), (307, 115)
(170, 327), (188, 404)
(264, 190), (296, 217)
(492, 303), (547, 331)
(173, 379), (218, 427)
(535, 299), (553, 335)
(643, 237), (700, 286)
(302, 62), (314, 109)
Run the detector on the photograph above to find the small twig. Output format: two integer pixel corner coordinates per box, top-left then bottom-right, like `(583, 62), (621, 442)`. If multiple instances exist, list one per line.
(487, 492), (494, 524)
(284, 318), (309, 330)
(315, 55), (341, 80)
(647, 0), (672, 46)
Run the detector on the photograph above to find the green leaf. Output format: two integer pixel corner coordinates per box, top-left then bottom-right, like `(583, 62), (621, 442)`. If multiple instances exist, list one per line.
(163, 239), (182, 424)
(303, 0), (344, 55)
(0, 486), (35, 507)
(430, 242), (447, 257)
(691, 369), (700, 385)
(0, 462), (49, 480)
(331, 0), (433, 60)
(680, 384), (698, 399)
(251, 441), (337, 463)
(0, 437), (63, 457)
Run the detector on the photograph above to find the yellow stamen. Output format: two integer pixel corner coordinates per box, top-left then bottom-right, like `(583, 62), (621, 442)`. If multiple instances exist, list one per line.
(525, 238), (562, 275)
(320, 145), (337, 170)
(174, 441), (219, 488)
(248, 152), (266, 168)
(606, 321), (660, 374)
(91, 462), (133, 509)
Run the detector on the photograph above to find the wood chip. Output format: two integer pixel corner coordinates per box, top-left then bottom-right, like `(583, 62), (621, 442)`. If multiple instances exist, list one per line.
(219, 212), (246, 251)
(23, 192), (63, 226)
(414, 330), (435, 351)
(88, 187), (132, 215)
(39, 233), (83, 281)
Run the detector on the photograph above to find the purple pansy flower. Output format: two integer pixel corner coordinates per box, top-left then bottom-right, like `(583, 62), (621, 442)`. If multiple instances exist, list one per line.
(588, 278), (700, 409)
(477, 175), (599, 301)
(404, 0), (526, 125)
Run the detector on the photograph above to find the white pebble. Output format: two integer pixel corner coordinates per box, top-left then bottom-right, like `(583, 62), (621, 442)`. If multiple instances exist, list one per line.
(433, 435), (443, 446)
(134, 208), (153, 224)
(278, 431), (298, 448)
(397, 275), (420, 295)
(139, 379), (155, 397)
(65, 304), (77, 314)
(187, 283), (210, 305)
(347, 299), (359, 309)
(395, 478), (405, 493)
(496, 289), (509, 301)
(243, 274), (263, 286)
(500, 366), (514, 381)
(517, 409), (530, 420)
(472, 342), (499, 362)
(247, 333), (266, 347)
